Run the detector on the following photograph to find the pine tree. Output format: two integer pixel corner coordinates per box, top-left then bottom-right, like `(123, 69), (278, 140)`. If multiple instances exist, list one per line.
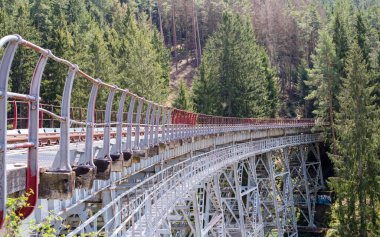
(297, 60), (313, 118)
(119, 11), (168, 103)
(306, 30), (339, 154)
(192, 63), (219, 115)
(173, 79), (192, 110)
(332, 12), (349, 78)
(192, 12), (278, 118)
(40, 0), (74, 104)
(87, 23), (117, 84)
(328, 42), (380, 237)
(293, 4), (321, 67)
(0, 2), (7, 37)
(151, 29), (170, 89)
(6, 1), (41, 94)
(258, 47), (279, 118)
(86, 23), (118, 105)
(30, 0), (52, 43)
(354, 13), (370, 66)
(373, 44), (380, 107)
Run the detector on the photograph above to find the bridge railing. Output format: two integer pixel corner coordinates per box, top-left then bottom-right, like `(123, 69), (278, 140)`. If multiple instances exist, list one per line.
(66, 133), (321, 237)
(0, 35), (316, 227)
(6, 100), (315, 130)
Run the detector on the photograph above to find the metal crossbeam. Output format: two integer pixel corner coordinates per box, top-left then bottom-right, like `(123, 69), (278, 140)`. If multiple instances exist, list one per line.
(65, 133), (321, 236)
(0, 34), (325, 235)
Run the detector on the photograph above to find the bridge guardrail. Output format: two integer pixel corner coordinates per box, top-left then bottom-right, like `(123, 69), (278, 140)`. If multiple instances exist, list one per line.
(66, 133), (321, 236)
(0, 35), (317, 227)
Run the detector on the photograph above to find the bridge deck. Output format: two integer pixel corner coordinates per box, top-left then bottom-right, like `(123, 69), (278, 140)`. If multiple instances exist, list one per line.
(0, 35), (323, 235)
(6, 125), (314, 196)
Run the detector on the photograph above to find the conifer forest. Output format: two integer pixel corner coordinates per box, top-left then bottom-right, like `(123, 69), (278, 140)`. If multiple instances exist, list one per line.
(1, 0), (380, 236)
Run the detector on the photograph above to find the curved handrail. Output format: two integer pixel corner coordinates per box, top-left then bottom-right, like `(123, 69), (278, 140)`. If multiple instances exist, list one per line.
(0, 34), (318, 227)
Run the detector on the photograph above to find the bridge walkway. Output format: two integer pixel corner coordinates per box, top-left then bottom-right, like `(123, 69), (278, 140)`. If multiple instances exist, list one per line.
(0, 34), (325, 236)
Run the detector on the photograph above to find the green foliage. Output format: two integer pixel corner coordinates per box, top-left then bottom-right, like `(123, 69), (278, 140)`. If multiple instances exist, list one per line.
(118, 12), (169, 102)
(292, 4), (321, 67)
(152, 29), (171, 88)
(332, 12), (349, 78)
(1, 0), (170, 107)
(306, 29), (339, 150)
(307, 30), (339, 119)
(354, 13), (370, 65)
(296, 60), (313, 118)
(5, 190), (32, 236)
(306, 2), (380, 234)
(328, 42), (380, 236)
(5, 190), (65, 236)
(173, 79), (192, 110)
(0, 0), (40, 94)
(192, 12), (278, 118)
(0, 0), (379, 234)
(192, 64), (215, 114)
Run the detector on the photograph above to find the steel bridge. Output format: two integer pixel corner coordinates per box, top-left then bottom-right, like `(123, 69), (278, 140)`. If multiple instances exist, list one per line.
(0, 35), (325, 236)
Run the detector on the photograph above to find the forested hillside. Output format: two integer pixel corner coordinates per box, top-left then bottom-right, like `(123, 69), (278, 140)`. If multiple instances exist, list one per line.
(1, 0), (380, 235)
(0, 0), (170, 105)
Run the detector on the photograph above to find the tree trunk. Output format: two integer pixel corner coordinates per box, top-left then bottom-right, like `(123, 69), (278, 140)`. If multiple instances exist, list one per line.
(184, 0), (190, 64)
(149, 0), (152, 25)
(192, 0), (199, 66)
(358, 151), (366, 237)
(172, 0), (178, 72)
(157, 0), (164, 39)
(328, 90), (337, 155)
(195, 3), (202, 64)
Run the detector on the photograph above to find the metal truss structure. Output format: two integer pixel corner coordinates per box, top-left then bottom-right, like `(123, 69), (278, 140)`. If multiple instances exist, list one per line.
(0, 34), (325, 237)
(63, 133), (323, 237)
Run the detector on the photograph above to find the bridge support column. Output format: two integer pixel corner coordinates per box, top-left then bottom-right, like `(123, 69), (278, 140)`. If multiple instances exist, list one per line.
(211, 175), (226, 237)
(101, 185), (120, 234)
(256, 151), (298, 237)
(289, 144), (324, 228)
(233, 163), (247, 237)
(300, 145), (313, 227)
(311, 143), (325, 190)
(192, 188), (203, 237)
(199, 159), (263, 237)
(267, 152), (284, 236)
(246, 156), (264, 237)
(282, 148), (298, 237)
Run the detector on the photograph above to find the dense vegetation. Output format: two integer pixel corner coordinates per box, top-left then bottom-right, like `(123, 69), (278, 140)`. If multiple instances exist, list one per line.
(1, 0), (380, 235)
(0, 0), (170, 105)
(192, 13), (278, 118)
